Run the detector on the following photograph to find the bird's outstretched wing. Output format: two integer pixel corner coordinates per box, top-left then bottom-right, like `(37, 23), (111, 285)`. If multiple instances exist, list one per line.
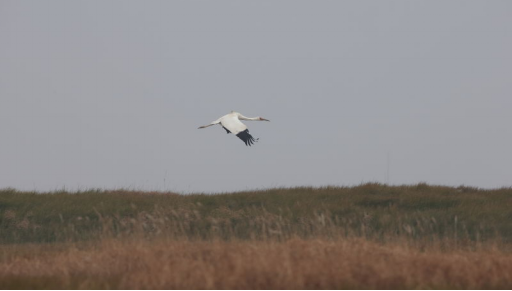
(236, 129), (259, 146)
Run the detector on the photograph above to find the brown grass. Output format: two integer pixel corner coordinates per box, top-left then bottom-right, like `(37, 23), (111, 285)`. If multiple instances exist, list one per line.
(2, 185), (512, 288)
(1, 238), (512, 289)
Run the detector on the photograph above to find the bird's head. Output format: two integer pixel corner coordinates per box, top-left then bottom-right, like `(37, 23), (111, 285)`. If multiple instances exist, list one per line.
(259, 117), (270, 122)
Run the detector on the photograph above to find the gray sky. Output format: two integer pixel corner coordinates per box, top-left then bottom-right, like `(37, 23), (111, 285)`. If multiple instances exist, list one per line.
(1, 0), (511, 193)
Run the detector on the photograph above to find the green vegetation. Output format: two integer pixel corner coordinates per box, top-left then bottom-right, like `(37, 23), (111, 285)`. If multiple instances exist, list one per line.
(1, 183), (512, 245)
(2, 184), (512, 289)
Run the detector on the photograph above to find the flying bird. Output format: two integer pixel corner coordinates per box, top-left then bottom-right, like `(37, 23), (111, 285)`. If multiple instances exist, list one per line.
(198, 111), (270, 146)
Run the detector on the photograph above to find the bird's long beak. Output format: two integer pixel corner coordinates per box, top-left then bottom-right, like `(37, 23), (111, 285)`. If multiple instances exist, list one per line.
(261, 118), (270, 122)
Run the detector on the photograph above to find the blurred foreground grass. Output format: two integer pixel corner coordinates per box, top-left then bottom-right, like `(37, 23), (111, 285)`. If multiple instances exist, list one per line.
(2, 238), (512, 289)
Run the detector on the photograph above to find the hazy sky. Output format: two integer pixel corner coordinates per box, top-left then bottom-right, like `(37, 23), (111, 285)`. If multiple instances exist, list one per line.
(1, 0), (511, 193)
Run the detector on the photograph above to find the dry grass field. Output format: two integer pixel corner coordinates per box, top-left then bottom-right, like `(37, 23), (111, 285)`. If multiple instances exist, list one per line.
(1, 183), (512, 289)
(2, 239), (512, 289)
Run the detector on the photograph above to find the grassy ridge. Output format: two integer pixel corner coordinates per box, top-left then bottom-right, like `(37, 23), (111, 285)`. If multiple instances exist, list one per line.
(2, 184), (512, 289)
(1, 183), (512, 244)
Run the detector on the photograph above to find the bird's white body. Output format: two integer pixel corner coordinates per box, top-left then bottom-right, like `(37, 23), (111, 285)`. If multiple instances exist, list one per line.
(198, 111), (270, 146)
(217, 112), (249, 135)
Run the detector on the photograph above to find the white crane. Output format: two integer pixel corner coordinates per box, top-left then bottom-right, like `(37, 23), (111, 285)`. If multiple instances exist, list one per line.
(198, 111), (270, 146)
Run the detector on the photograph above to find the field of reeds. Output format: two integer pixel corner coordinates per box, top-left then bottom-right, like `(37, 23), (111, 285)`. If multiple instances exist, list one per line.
(1, 183), (512, 289)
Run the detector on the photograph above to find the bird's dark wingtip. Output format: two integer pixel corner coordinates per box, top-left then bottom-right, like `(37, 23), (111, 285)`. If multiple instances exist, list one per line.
(236, 129), (258, 147)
